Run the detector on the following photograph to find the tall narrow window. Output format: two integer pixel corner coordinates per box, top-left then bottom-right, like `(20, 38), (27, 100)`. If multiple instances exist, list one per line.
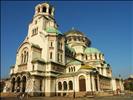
(40, 80), (42, 91)
(50, 52), (52, 59)
(99, 54), (101, 60)
(49, 8), (52, 15)
(50, 42), (53, 47)
(33, 65), (35, 71)
(86, 55), (87, 60)
(58, 53), (59, 62)
(24, 51), (26, 63)
(36, 27), (38, 34)
(58, 42), (60, 49)
(21, 54), (23, 63)
(43, 6), (46, 12)
(73, 67), (75, 72)
(61, 54), (62, 62)
(26, 52), (28, 62)
(38, 7), (40, 13)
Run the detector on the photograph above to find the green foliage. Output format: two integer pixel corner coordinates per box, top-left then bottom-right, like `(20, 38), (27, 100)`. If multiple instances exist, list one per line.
(124, 82), (133, 91)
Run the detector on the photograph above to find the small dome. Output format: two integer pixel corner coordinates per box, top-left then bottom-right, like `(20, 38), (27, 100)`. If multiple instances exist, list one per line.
(84, 47), (101, 54)
(64, 28), (84, 36)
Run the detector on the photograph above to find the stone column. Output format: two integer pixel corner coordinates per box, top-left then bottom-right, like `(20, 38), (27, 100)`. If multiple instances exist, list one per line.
(86, 74), (91, 91)
(97, 75), (100, 91)
(91, 75), (95, 92)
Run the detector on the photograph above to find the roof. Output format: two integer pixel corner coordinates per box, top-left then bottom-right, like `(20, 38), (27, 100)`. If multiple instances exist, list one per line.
(84, 47), (101, 54)
(31, 58), (45, 64)
(67, 60), (81, 65)
(46, 27), (62, 35)
(58, 73), (75, 78)
(80, 65), (95, 69)
(65, 45), (75, 53)
(31, 43), (41, 49)
(64, 28), (84, 36)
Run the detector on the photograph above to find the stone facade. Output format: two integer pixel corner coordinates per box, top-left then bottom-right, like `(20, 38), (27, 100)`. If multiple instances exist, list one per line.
(4, 2), (124, 97)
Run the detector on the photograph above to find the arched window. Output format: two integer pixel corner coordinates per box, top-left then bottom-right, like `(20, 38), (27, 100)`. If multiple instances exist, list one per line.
(58, 82), (62, 90)
(24, 51), (26, 63)
(42, 6), (46, 12)
(69, 81), (73, 90)
(95, 54), (97, 59)
(73, 67), (75, 72)
(21, 48), (29, 64)
(63, 81), (67, 90)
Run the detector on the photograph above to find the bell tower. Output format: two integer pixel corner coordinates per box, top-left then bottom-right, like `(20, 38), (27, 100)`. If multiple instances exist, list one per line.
(34, 2), (54, 18)
(27, 2), (58, 39)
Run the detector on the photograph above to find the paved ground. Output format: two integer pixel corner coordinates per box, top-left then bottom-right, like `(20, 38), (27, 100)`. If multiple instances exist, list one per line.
(1, 96), (133, 100)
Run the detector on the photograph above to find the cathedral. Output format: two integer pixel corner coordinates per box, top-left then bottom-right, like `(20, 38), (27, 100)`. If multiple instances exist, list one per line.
(6, 2), (124, 97)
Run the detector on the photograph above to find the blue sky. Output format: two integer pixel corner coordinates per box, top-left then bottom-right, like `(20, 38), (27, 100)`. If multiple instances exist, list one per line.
(1, 1), (133, 79)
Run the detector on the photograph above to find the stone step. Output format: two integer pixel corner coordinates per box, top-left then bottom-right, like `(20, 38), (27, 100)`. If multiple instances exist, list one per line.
(0, 92), (17, 97)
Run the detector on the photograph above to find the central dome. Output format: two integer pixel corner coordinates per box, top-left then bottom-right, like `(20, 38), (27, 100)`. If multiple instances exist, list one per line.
(64, 28), (84, 36)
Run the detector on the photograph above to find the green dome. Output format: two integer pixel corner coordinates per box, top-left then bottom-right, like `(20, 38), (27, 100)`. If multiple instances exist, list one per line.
(84, 47), (101, 54)
(46, 27), (62, 34)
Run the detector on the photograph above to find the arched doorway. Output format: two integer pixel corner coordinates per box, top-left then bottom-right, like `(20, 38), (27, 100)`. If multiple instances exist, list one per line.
(79, 75), (86, 91)
(11, 78), (15, 92)
(63, 81), (67, 90)
(16, 77), (21, 92)
(22, 76), (26, 92)
(58, 82), (62, 90)
(68, 81), (73, 90)
(63, 81), (67, 96)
